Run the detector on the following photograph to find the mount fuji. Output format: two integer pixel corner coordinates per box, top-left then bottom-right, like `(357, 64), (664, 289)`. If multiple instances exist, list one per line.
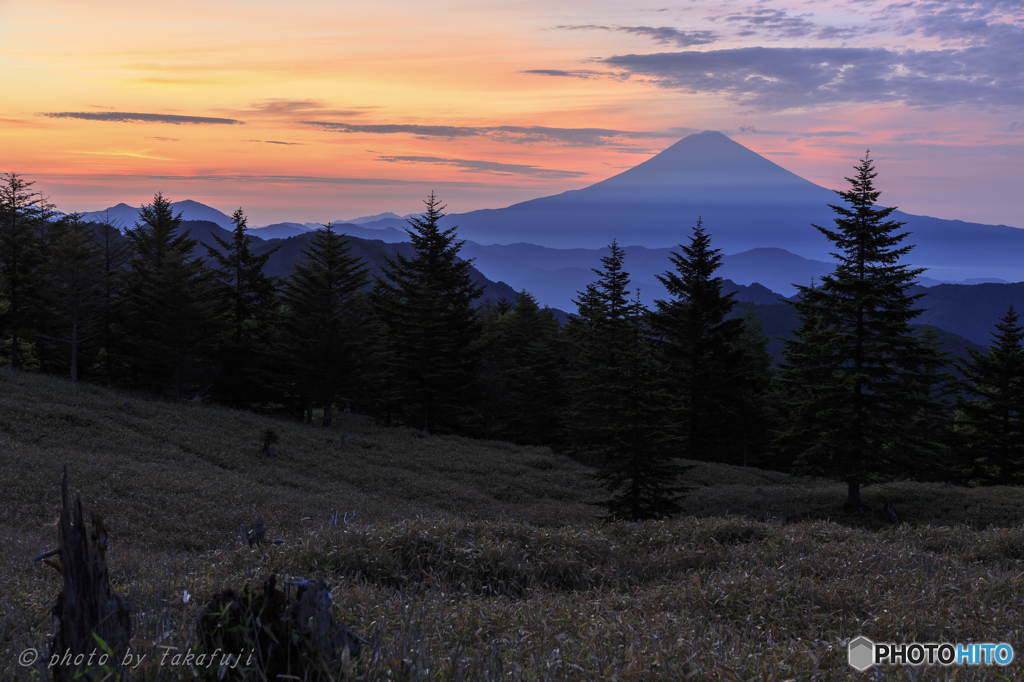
(441, 131), (1024, 284)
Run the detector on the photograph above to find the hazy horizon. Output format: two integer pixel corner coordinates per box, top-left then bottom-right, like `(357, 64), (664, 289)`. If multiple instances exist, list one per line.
(2, 0), (1022, 227)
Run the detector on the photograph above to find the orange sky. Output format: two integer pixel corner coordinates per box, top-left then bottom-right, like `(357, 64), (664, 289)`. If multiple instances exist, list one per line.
(2, 0), (1022, 227)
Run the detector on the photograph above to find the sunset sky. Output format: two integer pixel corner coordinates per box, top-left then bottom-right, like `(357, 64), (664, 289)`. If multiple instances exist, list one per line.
(1, 0), (1022, 227)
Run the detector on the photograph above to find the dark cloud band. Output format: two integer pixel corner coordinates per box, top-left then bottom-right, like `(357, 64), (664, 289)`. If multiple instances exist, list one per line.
(302, 121), (671, 146)
(301, 122), (479, 137)
(556, 24), (718, 47)
(599, 45), (1024, 110)
(377, 155), (588, 179)
(42, 112), (245, 125)
(521, 69), (608, 79)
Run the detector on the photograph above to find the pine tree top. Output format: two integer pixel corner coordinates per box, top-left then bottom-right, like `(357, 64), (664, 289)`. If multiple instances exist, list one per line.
(813, 152), (917, 275)
(206, 208), (280, 287)
(589, 240), (631, 319)
(375, 193), (483, 306)
(968, 305), (1024, 369)
(128, 193), (198, 269)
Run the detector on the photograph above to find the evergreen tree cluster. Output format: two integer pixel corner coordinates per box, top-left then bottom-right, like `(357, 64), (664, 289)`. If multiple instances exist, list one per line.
(1, 158), (1020, 522)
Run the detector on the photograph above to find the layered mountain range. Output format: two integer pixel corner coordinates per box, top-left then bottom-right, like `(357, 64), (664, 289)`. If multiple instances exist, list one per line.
(436, 131), (1024, 285)
(80, 130), (1024, 347)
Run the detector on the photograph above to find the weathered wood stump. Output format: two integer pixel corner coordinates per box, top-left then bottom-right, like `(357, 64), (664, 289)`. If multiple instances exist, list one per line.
(197, 573), (364, 680)
(240, 516), (265, 546)
(47, 466), (133, 682)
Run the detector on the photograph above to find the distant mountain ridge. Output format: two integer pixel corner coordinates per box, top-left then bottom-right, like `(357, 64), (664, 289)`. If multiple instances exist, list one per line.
(436, 131), (1024, 284)
(177, 220), (520, 309)
(81, 202), (409, 244)
(81, 200), (236, 230)
(81, 131), (1024, 287)
(247, 223), (314, 240)
(85, 217), (1019, 352)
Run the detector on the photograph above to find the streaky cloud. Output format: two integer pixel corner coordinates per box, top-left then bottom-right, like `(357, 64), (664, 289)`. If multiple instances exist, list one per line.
(246, 139), (304, 145)
(301, 122), (479, 137)
(377, 155), (588, 179)
(238, 99), (369, 117)
(556, 24), (718, 47)
(601, 45), (1024, 110)
(737, 126), (864, 138)
(37, 172), (500, 189)
(303, 121), (672, 147)
(520, 69), (608, 79)
(722, 8), (819, 40)
(890, 131), (947, 141)
(42, 111), (244, 125)
(487, 125), (669, 146)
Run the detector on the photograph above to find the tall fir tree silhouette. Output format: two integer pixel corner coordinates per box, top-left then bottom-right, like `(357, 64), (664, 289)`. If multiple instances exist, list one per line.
(650, 219), (746, 463)
(957, 306), (1024, 484)
(371, 194), (483, 433)
(36, 214), (106, 383)
(778, 153), (942, 510)
(206, 208), (281, 408)
(125, 193), (223, 400)
(281, 223), (370, 426)
(477, 290), (565, 443)
(568, 242), (683, 520)
(91, 212), (132, 387)
(0, 173), (45, 369)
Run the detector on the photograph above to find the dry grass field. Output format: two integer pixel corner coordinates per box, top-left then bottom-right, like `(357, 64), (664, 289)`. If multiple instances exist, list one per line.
(3, 370), (1024, 680)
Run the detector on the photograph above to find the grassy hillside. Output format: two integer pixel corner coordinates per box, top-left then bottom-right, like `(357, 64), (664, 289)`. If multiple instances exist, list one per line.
(4, 371), (1024, 680)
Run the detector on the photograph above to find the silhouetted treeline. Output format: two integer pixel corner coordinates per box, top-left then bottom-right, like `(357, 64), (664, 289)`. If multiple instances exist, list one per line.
(2, 169), (1022, 521)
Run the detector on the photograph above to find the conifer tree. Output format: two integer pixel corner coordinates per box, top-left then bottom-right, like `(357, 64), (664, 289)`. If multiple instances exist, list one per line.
(568, 243), (683, 520)
(732, 303), (778, 467)
(371, 194), (483, 433)
(650, 219), (745, 462)
(476, 299), (512, 439)
(36, 214), (106, 382)
(91, 213), (132, 386)
(910, 325), (958, 481)
(957, 307), (1024, 485)
(778, 153), (940, 510)
(125, 193), (223, 400)
(280, 224), (370, 426)
(499, 291), (565, 444)
(0, 173), (44, 369)
(477, 291), (564, 443)
(562, 280), (599, 451)
(205, 209), (281, 408)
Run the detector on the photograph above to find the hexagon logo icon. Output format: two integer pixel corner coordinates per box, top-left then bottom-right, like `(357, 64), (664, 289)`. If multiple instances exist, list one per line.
(848, 636), (875, 671)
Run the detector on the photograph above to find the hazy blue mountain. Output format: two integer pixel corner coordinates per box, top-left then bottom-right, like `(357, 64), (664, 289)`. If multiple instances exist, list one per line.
(77, 203), (141, 229)
(113, 219), (1019, 349)
(82, 199), (235, 230)
(248, 222), (313, 240)
(130, 220), (517, 307)
(342, 211), (404, 224)
(458, 241), (1008, 310)
(179, 219), (241, 246)
(248, 220), (406, 243)
(732, 301), (986, 366)
(440, 130), (1024, 283)
(459, 242), (823, 308)
(910, 283), (1024, 345)
(344, 219), (410, 239)
(248, 232), (519, 307)
(331, 222), (407, 242)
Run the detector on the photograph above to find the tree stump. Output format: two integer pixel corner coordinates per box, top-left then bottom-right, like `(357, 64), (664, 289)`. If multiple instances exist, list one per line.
(48, 466), (133, 682)
(197, 574), (364, 680)
(240, 516), (266, 546)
